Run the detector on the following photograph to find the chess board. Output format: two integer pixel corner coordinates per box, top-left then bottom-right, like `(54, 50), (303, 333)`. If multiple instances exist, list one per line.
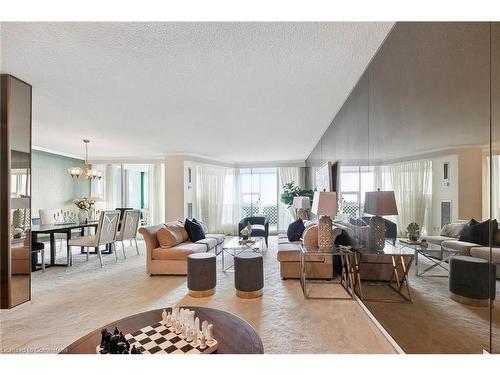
(97, 321), (218, 354)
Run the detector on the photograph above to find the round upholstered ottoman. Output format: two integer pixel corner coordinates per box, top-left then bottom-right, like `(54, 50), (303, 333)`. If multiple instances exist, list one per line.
(234, 253), (264, 298)
(187, 253), (216, 297)
(449, 256), (496, 307)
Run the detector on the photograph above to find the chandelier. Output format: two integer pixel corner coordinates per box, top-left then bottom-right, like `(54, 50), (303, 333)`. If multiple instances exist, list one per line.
(68, 139), (103, 180)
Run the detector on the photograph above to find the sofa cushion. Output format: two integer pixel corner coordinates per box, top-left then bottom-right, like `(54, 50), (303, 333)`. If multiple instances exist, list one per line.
(277, 243), (326, 262)
(152, 247), (197, 261)
(157, 227), (181, 248)
(172, 242), (207, 253)
(196, 237), (217, 250)
(441, 240), (479, 256)
(251, 224), (266, 232)
(165, 221), (189, 243)
(459, 219), (497, 246)
(420, 235), (453, 246)
(184, 218), (206, 242)
(470, 247), (500, 264)
(287, 219), (305, 242)
(206, 233), (225, 245)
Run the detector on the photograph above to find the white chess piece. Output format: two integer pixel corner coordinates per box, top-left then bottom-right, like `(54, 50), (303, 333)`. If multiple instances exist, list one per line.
(166, 313), (172, 327)
(180, 324), (188, 339)
(206, 324), (214, 343)
(201, 320), (208, 336)
(199, 333), (207, 349)
(186, 328), (193, 342)
(161, 309), (167, 323)
(188, 311), (195, 328)
(194, 317), (200, 334)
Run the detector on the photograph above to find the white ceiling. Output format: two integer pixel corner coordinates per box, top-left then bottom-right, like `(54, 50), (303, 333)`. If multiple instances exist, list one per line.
(0, 22), (393, 163)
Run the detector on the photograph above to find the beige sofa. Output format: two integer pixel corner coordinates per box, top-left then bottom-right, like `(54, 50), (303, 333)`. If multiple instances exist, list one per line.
(139, 221), (225, 275)
(277, 221), (343, 279)
(422, 221), (500, 278)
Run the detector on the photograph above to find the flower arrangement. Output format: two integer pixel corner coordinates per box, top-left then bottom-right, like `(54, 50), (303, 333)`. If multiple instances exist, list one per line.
(73, 197), (95, 211)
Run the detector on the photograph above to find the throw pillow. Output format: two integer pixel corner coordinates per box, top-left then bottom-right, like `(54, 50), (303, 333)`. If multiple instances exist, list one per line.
(157, 227), (181, 248)
(192, 218), (208, 234)
(287, 219), (305, 242)
(184, 218), (206, 242)
(440, 221), (467, 238)
(459, 219), (496, 246)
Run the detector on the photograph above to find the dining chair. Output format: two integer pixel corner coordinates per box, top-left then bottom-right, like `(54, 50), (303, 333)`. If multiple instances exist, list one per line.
(115, 209), (141, 258)
(39, 208), (66, 249)
(68, 210), (120, 268)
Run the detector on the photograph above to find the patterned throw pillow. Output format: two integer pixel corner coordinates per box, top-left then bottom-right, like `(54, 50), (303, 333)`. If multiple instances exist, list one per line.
(440, 221), (467, 238)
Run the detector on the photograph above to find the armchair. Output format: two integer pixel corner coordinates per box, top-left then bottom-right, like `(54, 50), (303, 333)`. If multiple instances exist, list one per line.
(238, 216), (269, 247)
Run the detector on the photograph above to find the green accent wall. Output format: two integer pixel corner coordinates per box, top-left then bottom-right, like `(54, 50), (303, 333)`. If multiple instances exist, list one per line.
(31, 150), (91, 218)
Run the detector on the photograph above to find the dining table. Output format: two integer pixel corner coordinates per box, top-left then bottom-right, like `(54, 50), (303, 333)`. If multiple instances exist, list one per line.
(30, 221), (112, 268)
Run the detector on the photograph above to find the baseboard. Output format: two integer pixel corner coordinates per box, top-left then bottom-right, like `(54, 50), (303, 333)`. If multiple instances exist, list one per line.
(355, 296), (405, 354)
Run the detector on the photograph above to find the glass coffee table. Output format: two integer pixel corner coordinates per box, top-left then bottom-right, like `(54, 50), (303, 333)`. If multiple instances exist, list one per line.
(399, 239), (458, 277)
(221, 237), (264, 273)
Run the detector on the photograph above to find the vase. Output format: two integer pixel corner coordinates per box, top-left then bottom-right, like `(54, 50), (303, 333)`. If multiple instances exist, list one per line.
(78, 209), (89, 223)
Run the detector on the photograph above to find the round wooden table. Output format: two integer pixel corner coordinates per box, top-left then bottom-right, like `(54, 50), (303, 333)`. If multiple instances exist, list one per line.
(61, 306), (264, 354)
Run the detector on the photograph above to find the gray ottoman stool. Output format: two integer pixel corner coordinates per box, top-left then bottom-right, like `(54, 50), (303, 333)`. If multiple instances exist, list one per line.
(187, 253), (216, 298)
(234, 253), (264, 298)
(449, 255), (496, 307)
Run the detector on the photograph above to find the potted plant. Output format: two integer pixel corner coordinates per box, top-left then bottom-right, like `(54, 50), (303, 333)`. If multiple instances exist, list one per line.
(406, 222), (420, 241)
(280, 181), (314, 219)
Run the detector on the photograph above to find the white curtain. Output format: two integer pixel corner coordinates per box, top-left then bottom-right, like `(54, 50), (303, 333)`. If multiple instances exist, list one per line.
(221, 168), (242, 235)
(148, 163), (165, 225)
(483, 155), (500, 221)
(373, 160), (432, 236)
(278, 167), (305, 231)
(194, 164), (226, 233)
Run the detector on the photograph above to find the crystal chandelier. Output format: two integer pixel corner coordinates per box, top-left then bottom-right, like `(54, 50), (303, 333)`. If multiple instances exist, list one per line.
(68, 139), (103, 180)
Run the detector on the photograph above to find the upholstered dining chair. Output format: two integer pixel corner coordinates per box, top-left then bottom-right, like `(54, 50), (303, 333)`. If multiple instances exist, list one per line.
(115, 209), (141, 258)
(68, 210), (120, 268)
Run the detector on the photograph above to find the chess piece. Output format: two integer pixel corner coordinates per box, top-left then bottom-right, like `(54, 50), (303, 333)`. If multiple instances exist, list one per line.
(194, 317), (200, 334)
(188, 311), (195, 328)
(100, 328), (108, 348)
(117, 342), (126, 354)
(201, 320), (208, 336)
(186, 329), (193, 342)
(199, 333), (207, 350)
(180, 324), (187, 339)
(130, 345), (138, 354)
(113, 326), (120, 335)
(175, 321), (182, 335)
(162, 309), (168, 323)
(109, 334), (119, 354)
(206, 324), (214, 343)
(166, 313), (172, 327)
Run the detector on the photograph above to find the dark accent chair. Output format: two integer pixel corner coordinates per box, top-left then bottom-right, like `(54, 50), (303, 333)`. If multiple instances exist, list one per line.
(238, 216), (269, 248)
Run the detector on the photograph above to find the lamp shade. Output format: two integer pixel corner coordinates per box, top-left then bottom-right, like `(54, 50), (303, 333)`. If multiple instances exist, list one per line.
(363, 190), (398, 216)
(293, 196), (311, 209)
(311, 191), (337, 216)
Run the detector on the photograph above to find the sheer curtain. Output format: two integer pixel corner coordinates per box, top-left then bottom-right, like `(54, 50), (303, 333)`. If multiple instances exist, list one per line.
(373, 160), (432, 236)
(148, 163), (165, 225)
(278, 167), (305, 231)
(483, 155), (500, 221)
(194, 164), (226, 233)
(221, 168), (242, 235)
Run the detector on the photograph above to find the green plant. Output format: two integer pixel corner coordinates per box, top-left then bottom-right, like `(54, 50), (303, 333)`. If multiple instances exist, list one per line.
(280, 181), (314, 208)
(406, 222), (420, 236)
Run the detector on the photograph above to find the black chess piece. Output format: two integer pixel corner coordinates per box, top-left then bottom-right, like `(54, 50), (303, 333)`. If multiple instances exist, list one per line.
(119, 333), (130, 350)
(130, 345), (138, 354)
(100, 328), (108, 348)
(102, 332), (112, 352)
(117, 342), (126, 354)
(113, 326), (120, 335)
(109, 335), (119, 354)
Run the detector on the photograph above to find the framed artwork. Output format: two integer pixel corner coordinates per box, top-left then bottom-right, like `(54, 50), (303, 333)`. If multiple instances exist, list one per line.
(315, 161), (333, 192)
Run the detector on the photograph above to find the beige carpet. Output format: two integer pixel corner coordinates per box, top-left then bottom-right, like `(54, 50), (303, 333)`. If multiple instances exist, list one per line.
(0, 236), (395, 354)
(363, 258), (500, 354)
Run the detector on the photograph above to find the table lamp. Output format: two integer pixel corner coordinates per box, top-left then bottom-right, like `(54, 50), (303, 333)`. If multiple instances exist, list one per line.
(363, 189), (398, 250)
(311, 191), (337, 250)
(293, 196), (311, 220)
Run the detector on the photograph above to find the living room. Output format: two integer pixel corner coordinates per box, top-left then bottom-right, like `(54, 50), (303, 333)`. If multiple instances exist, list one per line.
(1, 2), (500, 373)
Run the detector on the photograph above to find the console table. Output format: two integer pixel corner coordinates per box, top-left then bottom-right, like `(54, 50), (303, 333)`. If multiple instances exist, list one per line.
(60, 306), (264, 354)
